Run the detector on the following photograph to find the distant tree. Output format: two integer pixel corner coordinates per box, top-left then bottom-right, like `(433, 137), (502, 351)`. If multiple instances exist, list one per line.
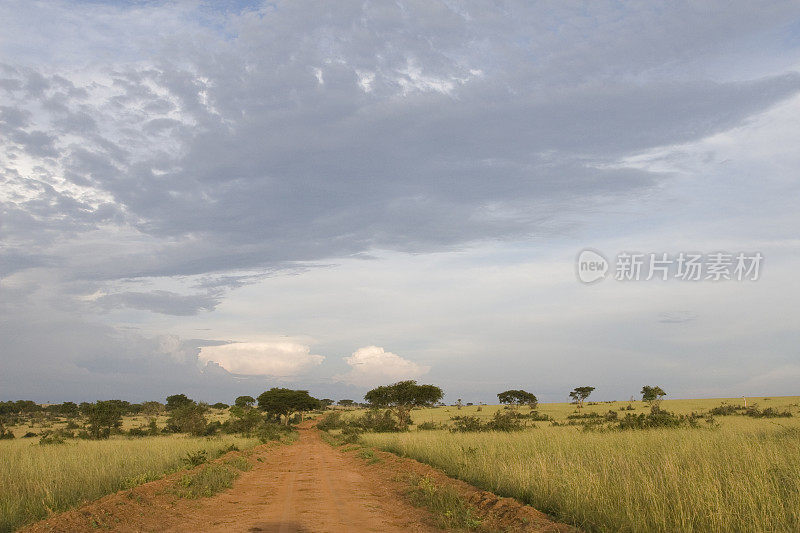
(86, 401), (124, 439)
(257, 388), (321, 425)
(211, 402), (229, 410)
(235, 395), (256, 408)
(569, 386), (595, 409)
(166, 394), (194, 411)
(166, 402), (208, 436)
(338, 399), (355, 407)
(640, 386), (667, 409)
(225, 404), (263, 434)
(140, 401), (164, 418)
(51, 401), (79, 417)
(320, 399), (334, 408)
(364, 380), (443, 426)
(497, 390), (538, 409)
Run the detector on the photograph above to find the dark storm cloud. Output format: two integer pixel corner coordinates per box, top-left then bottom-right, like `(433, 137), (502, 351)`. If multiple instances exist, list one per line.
(2, 0), (800, 400)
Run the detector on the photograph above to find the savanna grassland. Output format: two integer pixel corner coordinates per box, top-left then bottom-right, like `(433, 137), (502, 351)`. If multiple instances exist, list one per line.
(0, 393), (301, 532)
(358, 397), (800, 533)
(0, 433), (258, 532)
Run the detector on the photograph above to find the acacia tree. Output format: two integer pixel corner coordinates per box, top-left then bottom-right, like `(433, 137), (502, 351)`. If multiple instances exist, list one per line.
(364, 380), (443, 426)
(569, 386), (595, 409)
(497, 389), (538, 409)
(338, 399), (355, 407)
(235, 395), (256, 408)
(640, 385), (667, 410)
(86, 401), (124, 439)
(257, 388), (321, 425)
(165, 394), (194, 411)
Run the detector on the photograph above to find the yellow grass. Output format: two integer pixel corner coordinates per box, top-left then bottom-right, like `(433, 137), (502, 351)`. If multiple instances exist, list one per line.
(361, 397), (800, 532)
(0, 434), (257, 532)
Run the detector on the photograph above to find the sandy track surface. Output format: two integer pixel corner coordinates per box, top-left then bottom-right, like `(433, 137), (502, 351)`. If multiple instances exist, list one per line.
(24, 425), (574, 533)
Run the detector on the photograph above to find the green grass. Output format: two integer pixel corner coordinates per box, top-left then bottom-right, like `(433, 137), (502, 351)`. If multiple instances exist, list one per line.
(171, 463), (240, 499)
(0, 434), (258, 532)
(406, 474), (484, 531)
(360, 397), (800, 533)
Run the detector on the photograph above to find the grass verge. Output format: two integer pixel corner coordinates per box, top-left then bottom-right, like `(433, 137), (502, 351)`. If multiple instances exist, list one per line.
(0, 435), (258, 532)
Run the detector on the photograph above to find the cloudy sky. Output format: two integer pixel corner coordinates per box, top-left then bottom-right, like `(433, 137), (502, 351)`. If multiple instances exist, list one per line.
(2, 1), (799, 404)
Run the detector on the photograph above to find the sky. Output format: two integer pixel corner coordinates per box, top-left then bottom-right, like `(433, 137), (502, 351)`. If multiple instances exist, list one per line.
(1, 0), (799, 404)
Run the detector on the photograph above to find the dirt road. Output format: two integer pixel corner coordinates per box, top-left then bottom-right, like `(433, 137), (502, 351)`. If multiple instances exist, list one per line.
(25, 426), (574, 533)
(169, 428), (438, 533)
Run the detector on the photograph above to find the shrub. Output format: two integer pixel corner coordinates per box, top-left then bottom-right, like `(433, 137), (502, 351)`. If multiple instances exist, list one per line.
(746, 406), (792, 418)
(256, 421), (292, 443)
(316, 411), (347, 431)
(450, 415), (484, 432)
(352, 409), (405, 432)
(485, 411), (525, 432)
(416, 421), (442, 430)
(166, 403), (208, 436)
(182, 450), (207, 467)
(38, 433), (66, 445)
(617, 408), (701, 430)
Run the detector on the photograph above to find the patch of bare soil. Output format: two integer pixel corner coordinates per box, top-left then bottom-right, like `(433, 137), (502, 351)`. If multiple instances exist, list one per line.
(21, 425), (577, 532)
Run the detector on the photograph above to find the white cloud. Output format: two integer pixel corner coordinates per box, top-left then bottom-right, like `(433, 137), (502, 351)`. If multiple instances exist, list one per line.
(336, 345), (429, 387)
(198, 342), (324, 376)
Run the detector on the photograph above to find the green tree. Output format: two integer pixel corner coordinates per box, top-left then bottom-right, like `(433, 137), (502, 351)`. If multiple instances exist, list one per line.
(338, 399), (355, 407)
(86, 401), (124, 439)
(165, 394), (194, 411)
(235, 395), (256, 408)
(225, 405), (263, 434)
(166, 402), (208, 436)
(364, 380), (443, 427)
(640, 385), (667, 409)
(257, 388), (321, 425)
(569, 386), (595, 409)
(497, 389), (538, 409)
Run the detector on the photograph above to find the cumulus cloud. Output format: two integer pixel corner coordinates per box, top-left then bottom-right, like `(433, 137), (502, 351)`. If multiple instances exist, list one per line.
(198, 342), (325, 376)
(336, 346), (429, 387)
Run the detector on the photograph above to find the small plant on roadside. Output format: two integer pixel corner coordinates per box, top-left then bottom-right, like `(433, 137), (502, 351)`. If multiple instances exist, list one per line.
(182, 449), (207, 467)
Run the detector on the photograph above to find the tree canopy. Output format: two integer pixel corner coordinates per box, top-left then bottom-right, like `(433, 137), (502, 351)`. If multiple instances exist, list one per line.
(235, 395), (256, 408)
(497, 389), (538, 408)
(364, 380), (443, 408)
(257, 388), (321, 423)
(165, 394), (194, 411)
(569, 386), (595, 408)
(641, 385), (667, 406)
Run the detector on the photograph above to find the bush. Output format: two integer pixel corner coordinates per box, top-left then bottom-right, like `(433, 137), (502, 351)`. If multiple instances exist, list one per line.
(166, 403), (208, 436)
(524, 410), (553, 421)
(617, 408), (701, 430)
(450, 415), (484, 432)
(746, 406), (792, 418)
(256, 422), (292, 443)
(182, 450), (207, 467)
(316, 411), (346, 431)
(352, 409), (405, 433)
(416, 421), (442, 430)
(485, 411), (525, 432)
(38, 433), (66, 445)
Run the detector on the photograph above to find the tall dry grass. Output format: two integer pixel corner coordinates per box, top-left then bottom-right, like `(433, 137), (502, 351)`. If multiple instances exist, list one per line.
(0, 435), (257, 532)
(363, 424), (800, 532)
